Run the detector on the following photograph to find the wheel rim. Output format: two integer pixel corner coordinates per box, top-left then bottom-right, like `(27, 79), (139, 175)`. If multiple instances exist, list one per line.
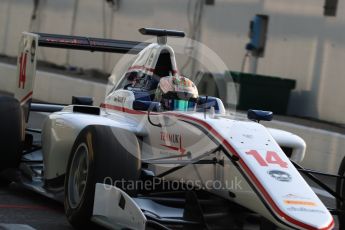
(68, 143), (89, 209)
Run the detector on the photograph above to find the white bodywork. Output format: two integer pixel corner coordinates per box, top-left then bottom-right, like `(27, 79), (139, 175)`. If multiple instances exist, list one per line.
(267, 128), (306, 163)
(17, 32), (333, 230)
(41, 94), (333, 230)
(92, 183), (146, 230)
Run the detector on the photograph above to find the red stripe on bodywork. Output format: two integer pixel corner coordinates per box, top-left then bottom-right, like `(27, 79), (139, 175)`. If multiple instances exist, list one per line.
(100, 103), (334, 230)
(165, 113), (335, 230)
(20, 91), (33, 104)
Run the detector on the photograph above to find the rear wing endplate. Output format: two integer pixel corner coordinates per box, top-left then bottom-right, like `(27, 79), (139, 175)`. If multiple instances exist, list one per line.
(15, 32), (38, 121)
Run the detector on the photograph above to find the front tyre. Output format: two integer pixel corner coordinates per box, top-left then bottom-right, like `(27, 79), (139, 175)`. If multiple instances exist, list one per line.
(64, 125), (141, 229)
(336, 156), (345, 228)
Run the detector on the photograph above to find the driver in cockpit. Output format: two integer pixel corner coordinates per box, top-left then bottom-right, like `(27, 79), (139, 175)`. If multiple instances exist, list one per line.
(154, 74), (199, 111)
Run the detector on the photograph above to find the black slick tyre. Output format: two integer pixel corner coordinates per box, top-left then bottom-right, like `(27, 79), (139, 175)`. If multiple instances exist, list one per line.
(64, 125), (141, 229)
(0, 96), (23, 185)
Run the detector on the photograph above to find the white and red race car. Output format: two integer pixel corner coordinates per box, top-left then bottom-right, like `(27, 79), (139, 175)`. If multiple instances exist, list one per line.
(0, 28), (344, 230)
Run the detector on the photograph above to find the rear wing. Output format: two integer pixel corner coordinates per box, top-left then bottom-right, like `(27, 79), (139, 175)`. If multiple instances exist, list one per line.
(14, 32), (150, 121)
(36, 33), (149, 54)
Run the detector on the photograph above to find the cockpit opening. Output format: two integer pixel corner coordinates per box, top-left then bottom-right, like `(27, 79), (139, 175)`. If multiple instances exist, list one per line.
(154, 49), (173, 78)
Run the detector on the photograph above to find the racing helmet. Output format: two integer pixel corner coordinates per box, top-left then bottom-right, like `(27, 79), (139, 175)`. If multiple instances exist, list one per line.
(155, 75), (198, 111)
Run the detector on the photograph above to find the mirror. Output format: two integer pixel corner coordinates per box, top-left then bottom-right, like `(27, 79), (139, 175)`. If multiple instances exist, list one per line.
(247, 109), (273, 122)
(196, 96), (219, 112)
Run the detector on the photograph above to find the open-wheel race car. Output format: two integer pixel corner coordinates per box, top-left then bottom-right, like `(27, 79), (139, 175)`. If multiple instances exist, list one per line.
(0, 28), (344, 230)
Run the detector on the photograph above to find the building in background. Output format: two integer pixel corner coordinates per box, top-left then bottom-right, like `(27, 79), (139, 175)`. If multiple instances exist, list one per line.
(0, 0), (344, 124)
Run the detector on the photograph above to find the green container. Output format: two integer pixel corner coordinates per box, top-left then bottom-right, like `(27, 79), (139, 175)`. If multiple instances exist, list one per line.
(229, 71), (296, 114)
(197, 72), (296, 115)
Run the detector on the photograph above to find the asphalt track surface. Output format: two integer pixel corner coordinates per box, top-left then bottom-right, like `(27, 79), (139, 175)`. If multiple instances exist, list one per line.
(0, 111), (341, 230)
(0, 112), (73, 230)
(0, 184), (72, 230)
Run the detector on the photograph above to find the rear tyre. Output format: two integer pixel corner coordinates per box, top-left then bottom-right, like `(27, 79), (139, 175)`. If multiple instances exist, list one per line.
(64, 125), (141, 229)
(336, 156), (345, 229)
(0, 96), (23, 185)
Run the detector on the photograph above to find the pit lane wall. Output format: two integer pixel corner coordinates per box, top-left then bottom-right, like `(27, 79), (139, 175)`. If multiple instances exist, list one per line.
(2, 0), (345, 124)
(265, 121), (345, 175)
(0, 62), (106, 105)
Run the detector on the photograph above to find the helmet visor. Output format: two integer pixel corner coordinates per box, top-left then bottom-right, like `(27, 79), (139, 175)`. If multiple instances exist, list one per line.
(161, 92), (197, 111)
(172, 99), (196, 111)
